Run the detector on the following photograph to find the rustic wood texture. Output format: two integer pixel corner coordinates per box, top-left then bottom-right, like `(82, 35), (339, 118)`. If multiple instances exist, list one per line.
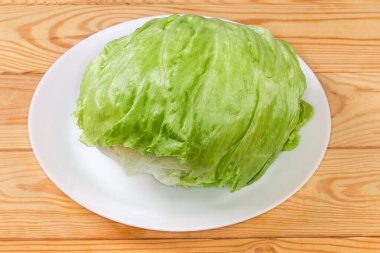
(1, 149), (380, 239)
(1, 4), (380, 74)
(3, 0), (380, 5)
(1, 0), (380, 251)
(2, 238), (380, 252)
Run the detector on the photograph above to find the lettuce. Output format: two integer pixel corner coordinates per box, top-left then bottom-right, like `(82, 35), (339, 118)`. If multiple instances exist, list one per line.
(75, 15), (313, 191)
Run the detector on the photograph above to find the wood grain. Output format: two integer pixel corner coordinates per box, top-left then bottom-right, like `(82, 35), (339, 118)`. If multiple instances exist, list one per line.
(1, 238), (380, 252)
(2, 0), (380, 5)
(2, 73), (380, 150)
(1, 1), (380, 250)
(1, 4), (380, 74)
(0, 149), (379, 239)
(320, 73), (380, 148)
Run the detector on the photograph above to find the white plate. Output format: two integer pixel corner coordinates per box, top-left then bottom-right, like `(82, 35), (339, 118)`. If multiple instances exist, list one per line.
(28, 15), (331, 231)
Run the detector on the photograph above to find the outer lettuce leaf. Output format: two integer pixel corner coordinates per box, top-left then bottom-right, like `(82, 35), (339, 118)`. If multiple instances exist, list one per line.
(75, 15), (313, 191)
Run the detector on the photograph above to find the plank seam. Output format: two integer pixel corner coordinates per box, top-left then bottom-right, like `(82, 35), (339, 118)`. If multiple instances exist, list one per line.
(1, 235), (380, 241)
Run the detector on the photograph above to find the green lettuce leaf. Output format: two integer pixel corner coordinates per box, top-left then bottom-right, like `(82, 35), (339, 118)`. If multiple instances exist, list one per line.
(75, 14), (313, 191)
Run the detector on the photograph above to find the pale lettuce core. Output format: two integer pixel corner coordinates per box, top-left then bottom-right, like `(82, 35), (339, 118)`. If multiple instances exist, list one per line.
(75, 15), (313, 191)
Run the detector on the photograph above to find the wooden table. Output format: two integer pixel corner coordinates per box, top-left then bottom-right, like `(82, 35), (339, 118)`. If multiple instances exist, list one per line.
(1, 0), (380, 252)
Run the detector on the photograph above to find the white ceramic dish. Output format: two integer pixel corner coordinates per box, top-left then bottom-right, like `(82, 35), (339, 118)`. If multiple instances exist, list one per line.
(28, 15), (331, 232)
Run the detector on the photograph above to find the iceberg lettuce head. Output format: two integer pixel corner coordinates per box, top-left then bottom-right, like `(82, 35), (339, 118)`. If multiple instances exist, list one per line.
(75, 15), (313, 191)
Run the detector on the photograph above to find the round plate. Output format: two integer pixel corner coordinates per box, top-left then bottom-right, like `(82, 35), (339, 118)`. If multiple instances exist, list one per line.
(28, 15), (331, 231)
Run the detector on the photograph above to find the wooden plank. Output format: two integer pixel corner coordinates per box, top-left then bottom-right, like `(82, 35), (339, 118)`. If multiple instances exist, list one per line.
(1, 238), (380, 252)
(2, 0), (380, 5)
(320, 73), (380, 148)
(1, 73), (380, 149)
(1, 0), (255, 5)
(1, 5), (380, 74)
(0, 149), (379, 239)
(0, 74), (37, 150)
(0, 74), (37, 126)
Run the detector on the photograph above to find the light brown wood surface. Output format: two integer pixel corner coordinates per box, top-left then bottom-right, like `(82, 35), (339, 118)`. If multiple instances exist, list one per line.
(1, 148), (380, 239)
(1, 1), (380, 252)
(2, 238), (380, 252)
(1, 4), (380, 74)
